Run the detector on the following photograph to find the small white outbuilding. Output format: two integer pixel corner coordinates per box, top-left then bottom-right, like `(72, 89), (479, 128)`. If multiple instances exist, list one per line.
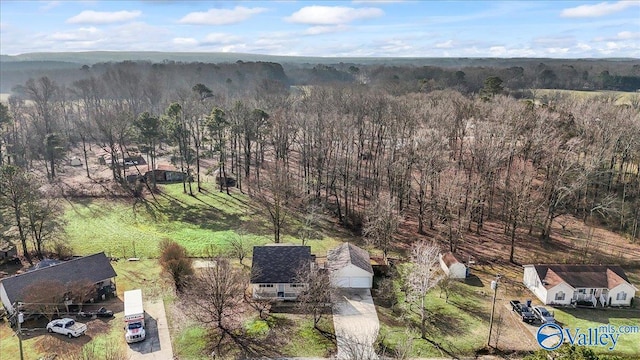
(327, 243), (374, 288)
(70, 157), (83, 167)
(439, 252), (467, 279)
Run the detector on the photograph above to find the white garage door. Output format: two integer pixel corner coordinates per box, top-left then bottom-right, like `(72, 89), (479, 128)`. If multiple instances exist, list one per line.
(349, 277), (371, 288)
(335, 277), (350, 288)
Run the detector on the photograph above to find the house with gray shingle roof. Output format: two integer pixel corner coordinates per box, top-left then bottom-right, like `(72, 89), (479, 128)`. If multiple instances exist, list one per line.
(0, 252), (117, 315)
(327, 243), (373, 288)
(250, 245), (314, 300)
(523, 264), (637, 307)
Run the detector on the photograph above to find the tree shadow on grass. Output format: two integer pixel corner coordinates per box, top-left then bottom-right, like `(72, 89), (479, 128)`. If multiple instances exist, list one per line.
(464, 274), (484, 287)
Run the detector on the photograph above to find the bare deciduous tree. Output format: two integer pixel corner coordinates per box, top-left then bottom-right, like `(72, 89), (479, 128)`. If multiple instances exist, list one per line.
(182, 258), (246, 337)
(406, 241), (443, 340)
(22, 280), (67, 321)
(295, 266), (332, 331)
(363, 194), (399, 260)
(226, 231), (251, 265)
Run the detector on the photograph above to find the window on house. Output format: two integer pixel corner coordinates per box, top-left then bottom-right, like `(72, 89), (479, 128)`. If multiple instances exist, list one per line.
(291, 284), (304, 288)
(555, 291), (565, 301)
(258, 284), (273, 288)
(616, 292), (627, 301)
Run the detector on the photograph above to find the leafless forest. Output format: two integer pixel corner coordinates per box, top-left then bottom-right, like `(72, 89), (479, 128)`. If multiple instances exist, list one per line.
(1, 60), (640, 265)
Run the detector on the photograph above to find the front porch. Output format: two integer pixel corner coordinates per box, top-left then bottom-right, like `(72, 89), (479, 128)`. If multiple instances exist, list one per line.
(572, 288), (608, 307)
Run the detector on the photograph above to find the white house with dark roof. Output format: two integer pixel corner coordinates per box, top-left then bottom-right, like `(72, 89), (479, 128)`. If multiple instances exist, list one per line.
(250, 245), (314, 300)
(327, 243), (373, 289)
(523, 264), (637, 307)
(0, 252), (117, 315)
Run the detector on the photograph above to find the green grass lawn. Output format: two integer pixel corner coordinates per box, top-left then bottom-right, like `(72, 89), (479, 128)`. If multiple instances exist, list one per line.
(173, 324), (209, 360)
(64, 183), (345, 259)
(553, 308), (640, 356)
(376, 271), (491, 357)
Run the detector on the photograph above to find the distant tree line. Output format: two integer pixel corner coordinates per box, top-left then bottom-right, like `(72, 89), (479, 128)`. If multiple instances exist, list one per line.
(1, 58), (639, 94)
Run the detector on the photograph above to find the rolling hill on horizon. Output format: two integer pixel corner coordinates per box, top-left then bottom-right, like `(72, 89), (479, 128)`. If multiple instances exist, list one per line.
(2, 51), (638, 68)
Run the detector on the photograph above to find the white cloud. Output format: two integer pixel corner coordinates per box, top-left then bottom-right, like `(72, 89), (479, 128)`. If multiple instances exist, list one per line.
(67, 10), (142, 24)
(40, 1), (61, 11)
(546, 47), (570, 55)
(303, 25), (349, 35)
(560, 1), (640, 18)
(48, 27), (100, 41)
(202, 33), (242, 44)
(172, 37), (198, 46)
(178, 6), (267, 25)
(286, 6), (384, 25)
(533, 36), (575, 48)
(576, 43), (592, 51)
(616, 31), (640, 39)
(435, 40), (453, 48)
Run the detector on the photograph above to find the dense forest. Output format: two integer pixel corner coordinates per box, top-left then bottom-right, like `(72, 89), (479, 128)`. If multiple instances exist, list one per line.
(1, 58), (639, 266)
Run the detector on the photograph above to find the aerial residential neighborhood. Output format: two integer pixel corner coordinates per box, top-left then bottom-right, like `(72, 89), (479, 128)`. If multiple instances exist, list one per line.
(1, 1), (640, 359)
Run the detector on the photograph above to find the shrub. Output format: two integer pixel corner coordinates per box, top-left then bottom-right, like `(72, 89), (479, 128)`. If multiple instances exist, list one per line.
(159, 239), (194, 292)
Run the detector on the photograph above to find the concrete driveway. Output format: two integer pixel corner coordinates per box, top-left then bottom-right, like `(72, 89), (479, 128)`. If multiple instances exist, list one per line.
(332, 288), (380, 360)
(127, 299), (173, 360)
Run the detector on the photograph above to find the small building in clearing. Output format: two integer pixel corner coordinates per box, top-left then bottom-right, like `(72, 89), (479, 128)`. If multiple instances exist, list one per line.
(144, 164), (187, 183)
(439, 252), (467, 279)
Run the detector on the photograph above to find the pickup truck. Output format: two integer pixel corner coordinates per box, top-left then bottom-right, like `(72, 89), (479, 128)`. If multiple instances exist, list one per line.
(532, 306), (556, 324)
(509, 300), (536, 323)
(46, 318), (87, 338)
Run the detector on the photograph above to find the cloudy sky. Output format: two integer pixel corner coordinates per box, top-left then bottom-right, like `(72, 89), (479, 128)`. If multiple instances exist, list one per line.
(1, 0), (639, 58)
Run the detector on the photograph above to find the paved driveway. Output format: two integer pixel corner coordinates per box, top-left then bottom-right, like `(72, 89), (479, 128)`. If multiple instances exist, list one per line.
(127, 299), (173, 360)
(332, 288), (380, 360)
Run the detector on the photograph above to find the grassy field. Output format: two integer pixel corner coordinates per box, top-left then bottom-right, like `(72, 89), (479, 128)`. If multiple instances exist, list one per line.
(535, 89), (638, 106)
(376, 267), (493, 357)
(64, 183), (344, 259)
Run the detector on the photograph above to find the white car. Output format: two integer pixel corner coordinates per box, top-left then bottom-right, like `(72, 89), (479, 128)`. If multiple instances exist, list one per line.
(46, 318), (87, 338)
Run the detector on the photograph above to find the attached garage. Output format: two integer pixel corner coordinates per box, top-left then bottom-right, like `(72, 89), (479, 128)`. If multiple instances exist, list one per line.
(327, 243), (374, 289)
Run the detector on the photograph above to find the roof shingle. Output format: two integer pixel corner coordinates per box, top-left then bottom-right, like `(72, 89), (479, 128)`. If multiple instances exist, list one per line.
(532, 264), (631, 290)
(250, 245), (312, 283)
(0, 252), (117, 304)
(327, 243), (373, 274)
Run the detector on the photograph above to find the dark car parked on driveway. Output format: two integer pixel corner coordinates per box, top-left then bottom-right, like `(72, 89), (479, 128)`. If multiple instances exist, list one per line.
(78, 307), (114, 319)
(510, 300), (536, 323)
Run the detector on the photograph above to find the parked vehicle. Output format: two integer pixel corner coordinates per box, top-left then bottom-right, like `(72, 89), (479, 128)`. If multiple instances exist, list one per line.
(124, 289), (146, 343)
(78, 307), (114, 319)
(532, 306), (555, 323)
(510, 300), (536, 323)
(46, 318), (87, 338)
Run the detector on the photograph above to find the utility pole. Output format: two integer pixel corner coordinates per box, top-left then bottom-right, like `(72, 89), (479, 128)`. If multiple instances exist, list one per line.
(15, 302), (24, 360)
(487, 274), (501, 348)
